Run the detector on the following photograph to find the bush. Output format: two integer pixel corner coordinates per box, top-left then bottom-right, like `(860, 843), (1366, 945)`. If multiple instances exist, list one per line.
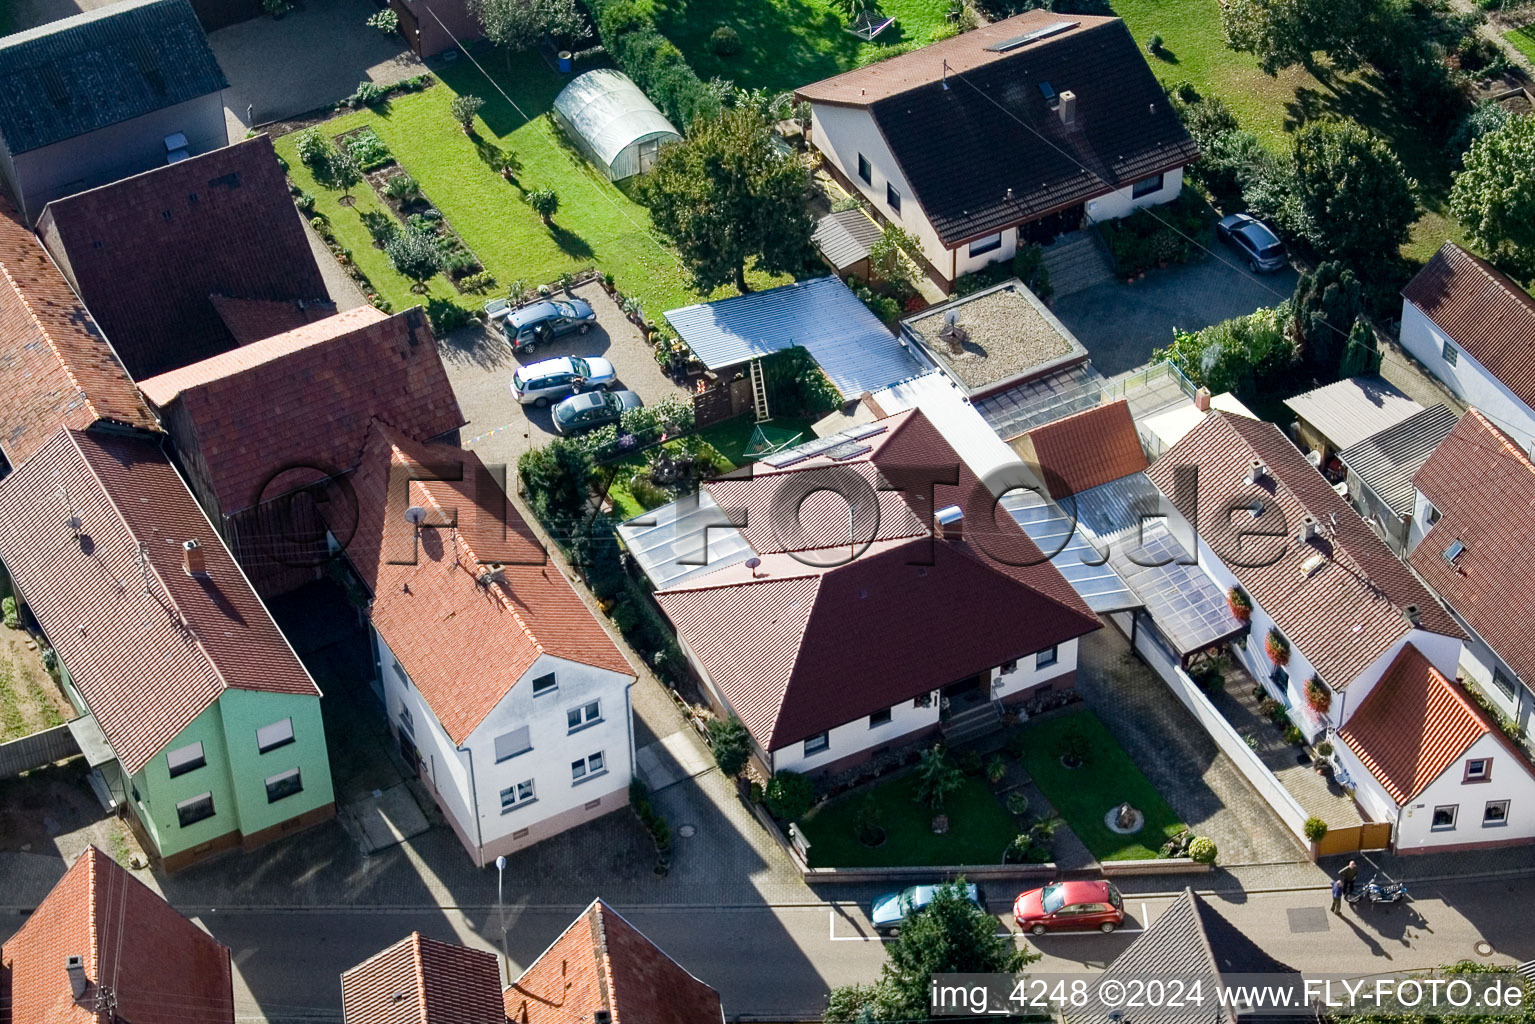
(1099, 187), (1211, 276)
(1152, 303), (1296, 398)
(854, 795), (885, 845)
(985, 754), (1007, 784)
(525, 186), (560, 223)
(1005, 790), (1030, 816)
(706, 716), (751, 776)
(1005, 727), (1028, 761)
(451, 93), (486, 131)
(341, 80), (388, 109)
(597, 0), (720, 127)
(384, 174), (420, 202)
(2, 596), (18, 628)
(366, 7), (398, 32)
(1303, 816), (1328, 842)
(294, 191), (316, 215)
(385, 226), (441, 285)
(1283, 724), (1304, 745)
(295, 127), (335, 171)
(831, 194), (865, 213)
(913, 746), (965, 811)
(759, 345), (842, 414)
(460, 270), (497, 293)
(1148, 31), (1163, 52)
(710, 24), (742, 55)
(765, 771), (815, 821)
(425, 298), (475, 334)
(361, 209), (399, 244)
(958, 750), (983, 776)
(348, 130), (394, 173)
(1188, 836), (1218, 864)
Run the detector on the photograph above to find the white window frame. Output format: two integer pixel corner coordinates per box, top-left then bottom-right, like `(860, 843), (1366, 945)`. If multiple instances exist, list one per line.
(1431, 804), (1458, 831)
(968, 232), (1003, 258)
(256, 717), (294, 754)
(572, 751), (606, 783)
(1442, 340), (1458, 366)
(567, 700), (602, 733)
(1036, 645), (1059, 669)
(1464, 758), (1490, 782)
(500, 779), (536, 812)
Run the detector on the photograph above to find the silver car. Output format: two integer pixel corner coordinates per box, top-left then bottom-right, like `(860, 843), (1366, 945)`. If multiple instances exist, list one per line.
(1217, 213), (1286, 273)
(510, 356), (618, 407)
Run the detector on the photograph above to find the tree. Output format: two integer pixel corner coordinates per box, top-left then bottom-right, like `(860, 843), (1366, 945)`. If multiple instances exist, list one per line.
(866, 224), (921, 283)
(1219, 0), (1380, 75)
(329, 149), (362, 200)
(1451, 114), (1535, 282)
(641, 105), (814, 292)
(472, 0), (585, 51)
(518, 438), (594, 536)
(826, 881), (1039, 1021)
(705, 717), (751, 776)
(525, 186), (560, 225)
(1292, 120), (1417, 265)
(1338, 316), (1382, 377)
(912, 746), (964, 812)
(451, 93), (485, 134)
(764, 771), (814, 821)
(1290, 260), (1363, 376)
(384, 227), (442, 290)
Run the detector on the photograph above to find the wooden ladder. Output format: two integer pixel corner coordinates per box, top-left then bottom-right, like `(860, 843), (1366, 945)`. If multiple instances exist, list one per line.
(750, 358), (770, 422)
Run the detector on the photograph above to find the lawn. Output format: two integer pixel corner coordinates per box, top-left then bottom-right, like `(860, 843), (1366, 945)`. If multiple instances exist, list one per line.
(646, 0), (952, 93)
(273, 48), (785, 319)
(1107, 0), (1465, 261)
(696, 414), (819, 467)
(1507, 26), (1535, 64)
(1014, 710), (1186, 861)
(801, 771), (1020, 867)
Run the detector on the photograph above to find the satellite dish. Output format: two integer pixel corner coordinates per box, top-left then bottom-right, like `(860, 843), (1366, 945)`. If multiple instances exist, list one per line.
(944, 309), (960, 327)
(404, 505), (428, 526)
(1306, 450), (1322, 467)
(745, 556), (762, 578)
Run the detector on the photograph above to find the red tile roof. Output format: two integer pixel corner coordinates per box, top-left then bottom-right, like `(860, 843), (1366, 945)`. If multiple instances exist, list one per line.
(1338, 645), (1495, 802)
(209, 294), (338, 346)
(340, 932), (503, 1024)
(136, 306), (463, 516)
(1145, 412), (1459, 688)
(796, 11), (1114, 106)
(0, 194), (155, 465)
(506, 899), (724, 1024)
(1, 846), (233, 1024)
(1021, 398), (1148, 498)
(35, 135), (330, 379)
(654, 409), (1100, 750)
(1402, 242), (1535, 410)
(0, 429), (318, 774)
(1409, 409), (1535, 686)
(345, 423), (632, 745)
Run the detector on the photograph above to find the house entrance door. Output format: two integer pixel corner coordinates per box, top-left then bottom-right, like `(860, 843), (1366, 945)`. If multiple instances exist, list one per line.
(941, 672), (989, 709)
(399, 732), (421, 776)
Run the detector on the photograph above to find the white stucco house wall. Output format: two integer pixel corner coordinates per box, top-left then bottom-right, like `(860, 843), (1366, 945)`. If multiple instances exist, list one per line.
(1399, 242), (1535, 454)
(1336, 645), (1535, 852)
(794, 11), (1195, 291)
(343, 426), (637, 866)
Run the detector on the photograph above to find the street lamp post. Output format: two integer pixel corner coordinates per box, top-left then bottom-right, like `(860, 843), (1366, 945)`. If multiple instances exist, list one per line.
(495, 855), (508, 982)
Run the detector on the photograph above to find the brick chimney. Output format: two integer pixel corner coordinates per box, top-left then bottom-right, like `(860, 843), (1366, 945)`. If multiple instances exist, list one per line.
(182, 539), (206, 577)
(66, 954), (87, 1000)
(935, 505), (964, 543)
(1195, 387), (1211, 411)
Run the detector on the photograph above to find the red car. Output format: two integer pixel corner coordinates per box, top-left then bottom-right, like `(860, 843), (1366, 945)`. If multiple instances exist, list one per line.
(1013, 880), (1125, 935)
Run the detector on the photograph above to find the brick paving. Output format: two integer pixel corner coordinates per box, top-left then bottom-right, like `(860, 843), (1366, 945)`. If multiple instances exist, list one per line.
(1075, 627), (1310, 866)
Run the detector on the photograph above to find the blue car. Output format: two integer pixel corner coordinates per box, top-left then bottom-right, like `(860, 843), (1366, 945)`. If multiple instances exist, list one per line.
(871, 883), (984, 935)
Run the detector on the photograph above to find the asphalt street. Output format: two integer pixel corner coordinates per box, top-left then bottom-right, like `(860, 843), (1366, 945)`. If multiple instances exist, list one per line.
(167, 876), (1532, 1022)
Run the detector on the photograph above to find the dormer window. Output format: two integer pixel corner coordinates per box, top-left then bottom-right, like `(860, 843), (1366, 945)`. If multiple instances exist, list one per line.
(1443, 539), (1466, 565)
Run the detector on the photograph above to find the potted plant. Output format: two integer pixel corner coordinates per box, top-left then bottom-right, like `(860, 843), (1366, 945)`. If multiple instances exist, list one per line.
(1265, 627), (1290, 666)
(1303, 815), (1327, 859)
(1226, 586), (1253, 622)
(1305, 676), (1332, 715)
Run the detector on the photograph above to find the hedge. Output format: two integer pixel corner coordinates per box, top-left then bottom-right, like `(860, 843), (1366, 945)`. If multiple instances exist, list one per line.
(590, 0), (720, 129)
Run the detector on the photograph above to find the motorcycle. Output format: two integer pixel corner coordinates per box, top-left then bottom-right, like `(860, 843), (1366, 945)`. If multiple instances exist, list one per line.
(1346, 875), (1409, 906)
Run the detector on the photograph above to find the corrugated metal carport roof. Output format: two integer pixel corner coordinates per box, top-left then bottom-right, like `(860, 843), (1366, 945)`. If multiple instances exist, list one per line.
(663, 276), (924, 398)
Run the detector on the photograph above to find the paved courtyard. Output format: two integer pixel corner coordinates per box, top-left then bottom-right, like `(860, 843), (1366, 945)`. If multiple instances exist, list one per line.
(1051, 255), (1301, 376)
(1075, 627), (1310, 866)
(440, 281), (693, 471)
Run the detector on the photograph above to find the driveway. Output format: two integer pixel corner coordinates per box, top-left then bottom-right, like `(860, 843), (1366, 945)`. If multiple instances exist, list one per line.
(208, 0), (425, 134)
(1051, 256), (1300, 376)
(438, 281), (693, 475)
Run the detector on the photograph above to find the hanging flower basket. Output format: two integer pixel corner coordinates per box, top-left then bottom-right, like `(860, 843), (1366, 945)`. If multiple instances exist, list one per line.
(1305, 676), (1332, 714)
(1265, 627), (1290, 666)
(1226, 586), (1253, 622)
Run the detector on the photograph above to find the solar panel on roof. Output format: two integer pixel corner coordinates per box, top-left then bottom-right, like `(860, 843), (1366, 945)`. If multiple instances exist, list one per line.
(843, 424), (889, 441)
(824, 441), (872, 461)
(761, 450), (810, 468)
(986, 20), (1079, 52)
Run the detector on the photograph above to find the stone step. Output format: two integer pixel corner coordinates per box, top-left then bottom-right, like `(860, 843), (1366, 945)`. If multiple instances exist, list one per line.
(1039, 231), (1113, 298)
(941, 701), (1003, 744)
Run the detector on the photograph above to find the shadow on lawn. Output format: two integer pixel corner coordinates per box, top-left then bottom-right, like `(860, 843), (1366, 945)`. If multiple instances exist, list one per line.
(548, 222), (595, 260)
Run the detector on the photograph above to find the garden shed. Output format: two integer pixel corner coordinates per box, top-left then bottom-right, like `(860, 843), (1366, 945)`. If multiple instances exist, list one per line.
(551, 69), (681, 181)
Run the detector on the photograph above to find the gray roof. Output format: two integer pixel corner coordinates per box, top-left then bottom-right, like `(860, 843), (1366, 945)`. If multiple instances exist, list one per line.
(663, 276), (924, 398)
(1068, 889), (1302, 1024)
(0, 0), (227, 155)
(1337, 404), (1459, 515)
(812, 208), (882, 271)
(1282, 374), (1421, 450)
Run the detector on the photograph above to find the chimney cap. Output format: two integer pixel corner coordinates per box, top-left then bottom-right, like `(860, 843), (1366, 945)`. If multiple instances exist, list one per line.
(182, 538), (207, 577)
(935, 505), (964, 525)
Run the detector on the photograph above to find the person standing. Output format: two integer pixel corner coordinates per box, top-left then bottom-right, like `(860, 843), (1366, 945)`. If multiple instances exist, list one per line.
(1340, 860), (1358, 898)
(1330, 878), (1344, 914)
